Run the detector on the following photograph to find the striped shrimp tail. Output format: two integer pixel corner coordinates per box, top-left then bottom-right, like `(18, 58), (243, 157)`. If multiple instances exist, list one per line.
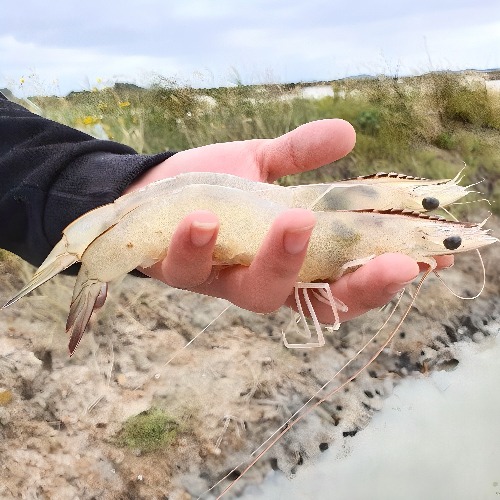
(66, 270), (108, 356)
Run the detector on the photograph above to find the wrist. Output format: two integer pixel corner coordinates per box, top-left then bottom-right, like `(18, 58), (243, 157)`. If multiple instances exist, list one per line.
(123, 152), (178, 195)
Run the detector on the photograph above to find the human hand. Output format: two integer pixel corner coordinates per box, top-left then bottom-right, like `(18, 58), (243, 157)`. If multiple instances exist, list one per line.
(124, 119), (453, 324)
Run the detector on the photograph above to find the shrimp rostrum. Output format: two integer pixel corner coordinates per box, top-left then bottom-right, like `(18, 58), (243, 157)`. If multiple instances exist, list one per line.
(3, 172), (497, 356)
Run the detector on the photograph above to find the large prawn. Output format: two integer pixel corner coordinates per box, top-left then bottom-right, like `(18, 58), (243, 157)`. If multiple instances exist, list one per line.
(3, 169), (471, 306)
(2, 172), (496, 356)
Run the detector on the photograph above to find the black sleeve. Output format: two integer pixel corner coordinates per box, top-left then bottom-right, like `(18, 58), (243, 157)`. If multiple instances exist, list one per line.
(0, 93), (176, 266)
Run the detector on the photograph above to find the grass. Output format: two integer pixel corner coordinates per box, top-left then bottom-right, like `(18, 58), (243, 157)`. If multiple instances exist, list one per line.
(114, 407), (180, 453)
(20, 70), (500, 214)
(0, 249), (10, 262)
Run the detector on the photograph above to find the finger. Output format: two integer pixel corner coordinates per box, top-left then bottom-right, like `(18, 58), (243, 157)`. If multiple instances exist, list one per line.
(257, 119), (356, 181)
(192, 209), (317, 313)
(286, 253), (420, 324)
(139, 211), (219, 289)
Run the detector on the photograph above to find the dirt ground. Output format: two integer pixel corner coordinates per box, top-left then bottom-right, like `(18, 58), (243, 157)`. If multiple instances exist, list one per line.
(0, 220), (499, 499)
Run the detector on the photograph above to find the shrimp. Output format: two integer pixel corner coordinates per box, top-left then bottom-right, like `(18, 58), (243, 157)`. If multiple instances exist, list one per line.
(305, 169), (471, 211)
(2, 170), (472, 308)
(2, 180), (497, 356)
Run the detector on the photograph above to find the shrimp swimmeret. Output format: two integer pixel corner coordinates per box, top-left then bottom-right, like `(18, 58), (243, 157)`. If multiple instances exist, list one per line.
(2, 175), (497, 356)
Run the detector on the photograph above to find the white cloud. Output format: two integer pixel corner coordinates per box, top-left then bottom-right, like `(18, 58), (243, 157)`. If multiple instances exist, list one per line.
(0, 35), (188, 95)
(171, 0), (234, 19)
(0, 0), (498, 95)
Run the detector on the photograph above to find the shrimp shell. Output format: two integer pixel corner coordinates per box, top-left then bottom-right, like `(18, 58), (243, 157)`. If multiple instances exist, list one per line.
(6, 170), (472, 304)
(3, 178), (496, 355)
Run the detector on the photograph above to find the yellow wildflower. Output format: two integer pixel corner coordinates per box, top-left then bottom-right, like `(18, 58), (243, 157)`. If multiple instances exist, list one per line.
(82, 116), (99, 125)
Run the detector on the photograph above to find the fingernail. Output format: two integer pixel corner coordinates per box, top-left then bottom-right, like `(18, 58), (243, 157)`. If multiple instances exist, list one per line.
(190, 221), (217, 247)
(385, 279), (415, 295)
(283, 225), (314, 255)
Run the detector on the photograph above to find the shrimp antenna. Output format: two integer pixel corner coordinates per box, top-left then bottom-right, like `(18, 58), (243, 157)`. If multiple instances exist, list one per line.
(201, 292), (402, 498)
(450, 198), (492, 207)
(449, 164), (483, 195)
(451, 164), (467, 185)
(433, 249), (486, 300)
(204, 269), (432, 499)
(464, 178), (485, 190)
(133, 303), (232, 391)
(435, 209), (488, 300)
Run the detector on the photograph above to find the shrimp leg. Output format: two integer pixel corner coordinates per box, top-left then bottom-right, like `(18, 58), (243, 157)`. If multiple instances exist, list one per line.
(283, 283), (348, 348)
(282, 255), (375, 349)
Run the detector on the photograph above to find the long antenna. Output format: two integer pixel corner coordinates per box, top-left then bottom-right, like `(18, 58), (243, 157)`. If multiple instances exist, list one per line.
(201, 269), (432, 498)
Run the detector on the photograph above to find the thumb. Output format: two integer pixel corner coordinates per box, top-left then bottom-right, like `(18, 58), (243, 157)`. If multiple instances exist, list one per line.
(258, 119), (356, 181)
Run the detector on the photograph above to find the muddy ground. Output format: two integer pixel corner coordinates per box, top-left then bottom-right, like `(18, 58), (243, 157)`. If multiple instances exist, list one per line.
(0, 221), (498, 499)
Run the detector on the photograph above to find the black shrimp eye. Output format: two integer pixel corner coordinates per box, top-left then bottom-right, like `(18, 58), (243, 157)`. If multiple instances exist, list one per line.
(422, 197), (440, 210)
(443, 235), (462, 250)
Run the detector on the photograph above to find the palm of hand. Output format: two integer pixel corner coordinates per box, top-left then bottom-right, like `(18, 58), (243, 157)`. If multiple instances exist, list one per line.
(124, 120), (451, 324)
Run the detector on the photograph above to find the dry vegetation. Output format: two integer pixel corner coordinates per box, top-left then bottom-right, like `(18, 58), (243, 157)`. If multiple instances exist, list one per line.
(17, 69), (500, 216)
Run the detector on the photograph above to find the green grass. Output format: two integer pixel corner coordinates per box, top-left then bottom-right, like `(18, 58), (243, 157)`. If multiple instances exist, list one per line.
(114, 407), (179, 453)
(0, 249), (16, 263)
(27, 70), (500, 214)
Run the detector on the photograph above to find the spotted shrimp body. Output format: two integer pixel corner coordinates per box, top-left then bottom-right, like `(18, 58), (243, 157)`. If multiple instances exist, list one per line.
(3, 178), (496, 355)
(5, 170), (472, 307)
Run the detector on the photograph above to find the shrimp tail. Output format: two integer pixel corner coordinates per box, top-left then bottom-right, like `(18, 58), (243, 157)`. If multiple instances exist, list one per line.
(66, 267), (108, 356)
(2, 239), (77, 308)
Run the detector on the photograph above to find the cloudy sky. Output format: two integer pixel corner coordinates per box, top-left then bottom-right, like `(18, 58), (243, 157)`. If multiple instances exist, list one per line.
(1, 0), (498, 95)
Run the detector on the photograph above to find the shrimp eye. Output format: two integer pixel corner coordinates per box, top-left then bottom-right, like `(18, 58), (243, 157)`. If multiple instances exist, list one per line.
(443, 235), (462, 250)
(422, 197), (440, 210)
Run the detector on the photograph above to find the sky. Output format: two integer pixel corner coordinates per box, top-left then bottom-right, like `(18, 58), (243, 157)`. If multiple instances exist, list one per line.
(1, 0), (499, 96)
